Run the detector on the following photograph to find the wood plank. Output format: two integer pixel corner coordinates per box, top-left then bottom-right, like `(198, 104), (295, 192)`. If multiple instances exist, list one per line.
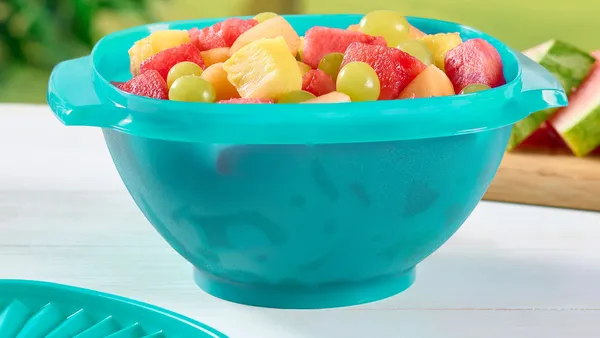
(484, 150), (600, 211)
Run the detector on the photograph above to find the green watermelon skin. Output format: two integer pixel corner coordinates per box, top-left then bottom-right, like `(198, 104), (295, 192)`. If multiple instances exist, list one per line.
(549, 51), (600, 157)
(508, 107), (557, 150)
(507, 40), (596, 150)
(559, 106), (600, 156)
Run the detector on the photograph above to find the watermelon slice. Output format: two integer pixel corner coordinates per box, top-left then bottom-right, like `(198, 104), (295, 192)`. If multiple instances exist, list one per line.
(518, 122), (568, 150)
(341, 42), (427, 100)
(549, 51), (600, 157)
(189, 18), (258, 51)
(302, 69), (335, 97)
(118, 70), (168, 100)
(139, 43), (205, 80)
(507, 40), (596, 150)
(444, 38), (506, 94)
(302, 27), (386, 68)
(217, 98), (275, 104)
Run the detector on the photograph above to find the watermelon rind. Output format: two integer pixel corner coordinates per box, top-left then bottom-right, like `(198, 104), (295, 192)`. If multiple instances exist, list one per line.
(550, 51), (600, 157)
(507, 40), (596, 150)
(558, 106), (600, 156)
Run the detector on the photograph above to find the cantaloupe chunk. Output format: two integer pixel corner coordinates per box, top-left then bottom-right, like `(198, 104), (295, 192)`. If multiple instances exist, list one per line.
(229, 16), (301, 56)
(302, 91), (351, 103)
(417, 33), (462, 71)
(200, 47), (230, 67)
(223, 37), (302, 100)
(297, 61), (312, 76)
(348, 24), (359, 31)
(398, 64), (455, 99)
(128, 30), (190, 76)
(201, 62), (240, 101)
(409, 25), (426, 39)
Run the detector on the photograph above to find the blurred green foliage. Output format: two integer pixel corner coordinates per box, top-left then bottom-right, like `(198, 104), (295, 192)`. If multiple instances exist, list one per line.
(0, 0), (154, 102)
(0, 0), (597, 103)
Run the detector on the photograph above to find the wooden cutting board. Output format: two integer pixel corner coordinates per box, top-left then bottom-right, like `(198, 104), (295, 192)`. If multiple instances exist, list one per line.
(484, 150), (600, 211)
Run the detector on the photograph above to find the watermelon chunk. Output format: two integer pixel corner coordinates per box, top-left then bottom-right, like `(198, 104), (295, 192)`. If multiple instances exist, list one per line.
(217, 98), (275, 104)
(118, 70), (168, 100)
(507, 40), (596, 151)
(302, 27), (387, 68)
(221, 18), (259, 46)
(111, 81), (126, 89)
(444, 38), (506, 94)
(140, 43), (205, 80)
(189, 24), (226, 51)
(302, 69), (335, 97)
(341, 42), (427, 100)
(549, 51), (600, 157)
(189, 18), (258, 51)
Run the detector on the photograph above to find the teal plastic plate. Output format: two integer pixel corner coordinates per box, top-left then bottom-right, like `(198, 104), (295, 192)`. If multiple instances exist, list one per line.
(0, 280), (227, 338)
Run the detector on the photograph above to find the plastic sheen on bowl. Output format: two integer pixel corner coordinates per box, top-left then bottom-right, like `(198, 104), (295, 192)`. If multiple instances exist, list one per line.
(47, 14), (567, 309)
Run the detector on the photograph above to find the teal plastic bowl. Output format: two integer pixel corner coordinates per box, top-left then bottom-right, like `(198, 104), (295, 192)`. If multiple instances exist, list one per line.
(47, 14), (567, 309)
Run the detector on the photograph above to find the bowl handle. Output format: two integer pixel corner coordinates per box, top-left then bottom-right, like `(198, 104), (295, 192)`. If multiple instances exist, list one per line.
(47, 56), (123, 127)
(514, 51), (568, 113)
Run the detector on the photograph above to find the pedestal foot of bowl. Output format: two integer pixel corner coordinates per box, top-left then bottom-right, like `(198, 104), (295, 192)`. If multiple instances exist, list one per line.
(193, 267), (416, 309)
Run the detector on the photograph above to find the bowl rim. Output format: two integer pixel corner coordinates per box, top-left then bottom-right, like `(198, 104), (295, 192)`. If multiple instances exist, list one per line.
(48, 14), (566, 144)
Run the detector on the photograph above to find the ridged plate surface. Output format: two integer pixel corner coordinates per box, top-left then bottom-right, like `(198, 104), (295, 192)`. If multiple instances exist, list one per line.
(0, 280), (226, 338)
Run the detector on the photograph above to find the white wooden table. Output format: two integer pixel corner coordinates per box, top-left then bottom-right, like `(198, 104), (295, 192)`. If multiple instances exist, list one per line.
(2, 104), (600, 338)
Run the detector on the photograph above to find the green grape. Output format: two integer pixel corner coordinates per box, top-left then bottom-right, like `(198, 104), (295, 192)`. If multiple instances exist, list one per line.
(397, 40), (433, 66)
(336, 62), (380, 102)
(318, 52), (344, 82)
(359, 10), (410, 47)
(254, 12), (278, 23)
(167, 62), (203, 88)
(169, 75), (216, 102)
(278, 90), (316, 103)
(460, 83), (491, 94)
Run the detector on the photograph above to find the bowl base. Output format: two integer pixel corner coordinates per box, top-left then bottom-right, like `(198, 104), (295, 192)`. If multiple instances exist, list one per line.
(193, 268), (416, 309)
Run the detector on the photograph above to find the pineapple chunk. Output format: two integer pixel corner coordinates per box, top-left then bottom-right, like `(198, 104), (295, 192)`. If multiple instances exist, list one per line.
(297, 36), (305, 61)
(417, 33), (462, 71)
(297, 61), (312, 76)
(229, 16), (301, 56)
(149, 30), (189, 53)
(223, 37), (302, 101)
(128, 29), (190, 76)
(128, 37), (153, 76)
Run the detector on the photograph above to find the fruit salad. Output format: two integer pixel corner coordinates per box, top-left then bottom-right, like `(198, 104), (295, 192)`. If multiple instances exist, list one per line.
(115, 10), (507, 104)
